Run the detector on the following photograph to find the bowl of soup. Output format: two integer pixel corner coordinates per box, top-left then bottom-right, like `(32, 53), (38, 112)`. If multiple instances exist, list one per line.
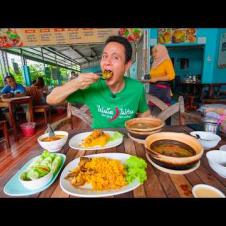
(125, 117), (164, 132)
(38, 131), (68, 152)
(192, 184), (225, 198)
(125, 117), (165, 139)
(144, 132), (204, 169)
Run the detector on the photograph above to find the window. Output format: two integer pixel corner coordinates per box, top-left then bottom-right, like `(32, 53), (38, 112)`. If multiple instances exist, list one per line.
(60, 67), (70, 84)
(6, 52), (25, 85)
(26, 59), (45, 84)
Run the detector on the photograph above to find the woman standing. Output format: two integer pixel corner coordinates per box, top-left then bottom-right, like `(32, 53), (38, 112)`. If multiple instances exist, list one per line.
(142, 44), (175, 125)
(148, 44), (175, 107)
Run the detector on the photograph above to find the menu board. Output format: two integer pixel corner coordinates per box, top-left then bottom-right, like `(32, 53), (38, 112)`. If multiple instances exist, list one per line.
(0, 28), (120, 48)
(158, 28), (197, 44)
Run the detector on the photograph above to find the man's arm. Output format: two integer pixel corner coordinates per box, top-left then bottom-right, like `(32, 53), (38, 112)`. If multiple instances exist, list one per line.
(46, 73), (99, 105)
(14, 93), (25, 97)
(137, 109), (151, 118)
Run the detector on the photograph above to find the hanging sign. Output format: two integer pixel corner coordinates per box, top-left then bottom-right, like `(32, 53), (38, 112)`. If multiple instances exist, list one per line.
(118, 28), (143, 42)
(158, 28), (197, 44)
(0, 28), (120, 48)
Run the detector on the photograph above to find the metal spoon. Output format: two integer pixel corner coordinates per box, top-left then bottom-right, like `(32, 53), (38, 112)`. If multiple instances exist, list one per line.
(183, 129), (212, 141)
(47, 123), (55, 137)
(96, 72), (105, 80)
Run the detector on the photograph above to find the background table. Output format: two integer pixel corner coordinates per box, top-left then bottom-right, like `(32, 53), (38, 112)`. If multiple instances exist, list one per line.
(0, 96), (34, 140)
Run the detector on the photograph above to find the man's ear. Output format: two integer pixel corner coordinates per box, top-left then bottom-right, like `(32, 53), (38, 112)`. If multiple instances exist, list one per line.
(125, 60), (132, 73)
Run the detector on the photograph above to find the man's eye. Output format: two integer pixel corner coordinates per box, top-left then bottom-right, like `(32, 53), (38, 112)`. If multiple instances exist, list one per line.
(113, 56), (119, 60)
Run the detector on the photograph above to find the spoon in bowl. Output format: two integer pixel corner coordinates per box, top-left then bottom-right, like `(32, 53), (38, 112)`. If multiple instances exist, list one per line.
(47, 124), (55, 137)
(183, 129), (212, 141)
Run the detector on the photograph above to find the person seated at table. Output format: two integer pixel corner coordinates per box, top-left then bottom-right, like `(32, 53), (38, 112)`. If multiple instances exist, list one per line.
(1, 75), (26, 98)
(47, 35), (151, 128)
(32, 77), (49, 104)
(68, 71), (78, 81)
(0, 75), (30, 122)
(32, 77), (49, 94)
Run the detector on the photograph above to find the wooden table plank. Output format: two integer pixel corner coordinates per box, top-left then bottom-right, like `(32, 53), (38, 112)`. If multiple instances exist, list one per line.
(194, 163), (226, 195)
(201, 155), (226, 187)
(144, 163), (167, 197)
(132, 142), (147, 198)
(169, 174), (193, 197)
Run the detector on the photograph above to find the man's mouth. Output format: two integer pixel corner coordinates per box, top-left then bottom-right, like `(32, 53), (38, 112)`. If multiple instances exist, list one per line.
(102, 70), (113, 80)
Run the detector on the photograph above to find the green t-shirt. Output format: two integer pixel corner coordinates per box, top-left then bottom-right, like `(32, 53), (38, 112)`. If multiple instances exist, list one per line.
(67, 77), (149, 128)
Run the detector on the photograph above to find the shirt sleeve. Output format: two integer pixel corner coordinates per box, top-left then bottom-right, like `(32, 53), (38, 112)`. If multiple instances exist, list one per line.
(17, 84), (26, 94)
(165, 59), (175, 80)
(67, 89), (85, 104)
(1, 86), (9, 94)
(138, 85), (149, 113)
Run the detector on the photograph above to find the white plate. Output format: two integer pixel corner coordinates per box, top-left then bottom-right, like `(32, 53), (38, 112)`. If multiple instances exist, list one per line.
(69, 131), (123, 151)
(60, 153), (141, 197)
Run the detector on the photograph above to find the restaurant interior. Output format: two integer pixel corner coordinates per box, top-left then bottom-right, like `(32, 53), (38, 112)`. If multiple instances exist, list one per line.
(1, 28), (226, 198)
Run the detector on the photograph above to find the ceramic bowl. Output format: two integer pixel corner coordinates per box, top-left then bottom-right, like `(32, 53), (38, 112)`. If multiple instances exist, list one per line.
(38, 131), (68, 152)
(144, 132), (204, 170)
(190, 131), (221, 150)
(206, 150), (226, 178)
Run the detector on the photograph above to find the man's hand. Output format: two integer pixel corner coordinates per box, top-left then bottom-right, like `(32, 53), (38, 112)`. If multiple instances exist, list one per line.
(1, 93), (13, 98)
(73, 73), (99, 90)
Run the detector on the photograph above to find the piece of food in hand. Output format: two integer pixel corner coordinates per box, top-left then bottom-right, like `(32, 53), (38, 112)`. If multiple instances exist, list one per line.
(102, 70), (113, 79)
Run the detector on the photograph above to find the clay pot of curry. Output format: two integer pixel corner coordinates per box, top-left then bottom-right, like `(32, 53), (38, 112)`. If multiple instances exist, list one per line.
(144, 132), (204, 170)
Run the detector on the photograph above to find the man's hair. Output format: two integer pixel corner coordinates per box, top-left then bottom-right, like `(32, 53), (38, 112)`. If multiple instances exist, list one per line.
(4, 75), (15, 82)
(104, 36), (132, 63)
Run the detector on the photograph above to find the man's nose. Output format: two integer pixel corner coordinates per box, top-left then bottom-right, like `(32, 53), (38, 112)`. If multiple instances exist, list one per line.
(104, 56), (112, 65)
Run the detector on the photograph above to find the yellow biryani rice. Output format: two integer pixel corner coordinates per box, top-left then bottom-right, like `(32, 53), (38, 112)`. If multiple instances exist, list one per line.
(81, 157), (127, 190)
(81, 130), (110, 148)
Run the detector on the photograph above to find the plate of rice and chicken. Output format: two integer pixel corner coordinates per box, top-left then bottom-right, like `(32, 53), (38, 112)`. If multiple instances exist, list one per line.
(59, 153), (147, 197)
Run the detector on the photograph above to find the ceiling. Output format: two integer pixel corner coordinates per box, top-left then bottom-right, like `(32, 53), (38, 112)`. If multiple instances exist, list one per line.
(48, 44), (104, 69)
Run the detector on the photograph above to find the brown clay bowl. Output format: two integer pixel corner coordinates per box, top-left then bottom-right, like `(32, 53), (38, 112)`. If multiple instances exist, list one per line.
(125, 117), (165, 132)
(144, 132), (204, 170)
(127, 128), (162, 140)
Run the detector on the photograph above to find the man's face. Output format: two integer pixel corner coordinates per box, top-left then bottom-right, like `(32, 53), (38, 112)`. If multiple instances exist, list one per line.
(6, 78), (16, 88)
(100, 42), (131, 86)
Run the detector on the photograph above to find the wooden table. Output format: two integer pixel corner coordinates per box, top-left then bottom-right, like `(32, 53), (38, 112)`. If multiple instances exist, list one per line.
(0, 96), (34, 140)
(181, 81), (202, 96)
(1, 125), (226, 198)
